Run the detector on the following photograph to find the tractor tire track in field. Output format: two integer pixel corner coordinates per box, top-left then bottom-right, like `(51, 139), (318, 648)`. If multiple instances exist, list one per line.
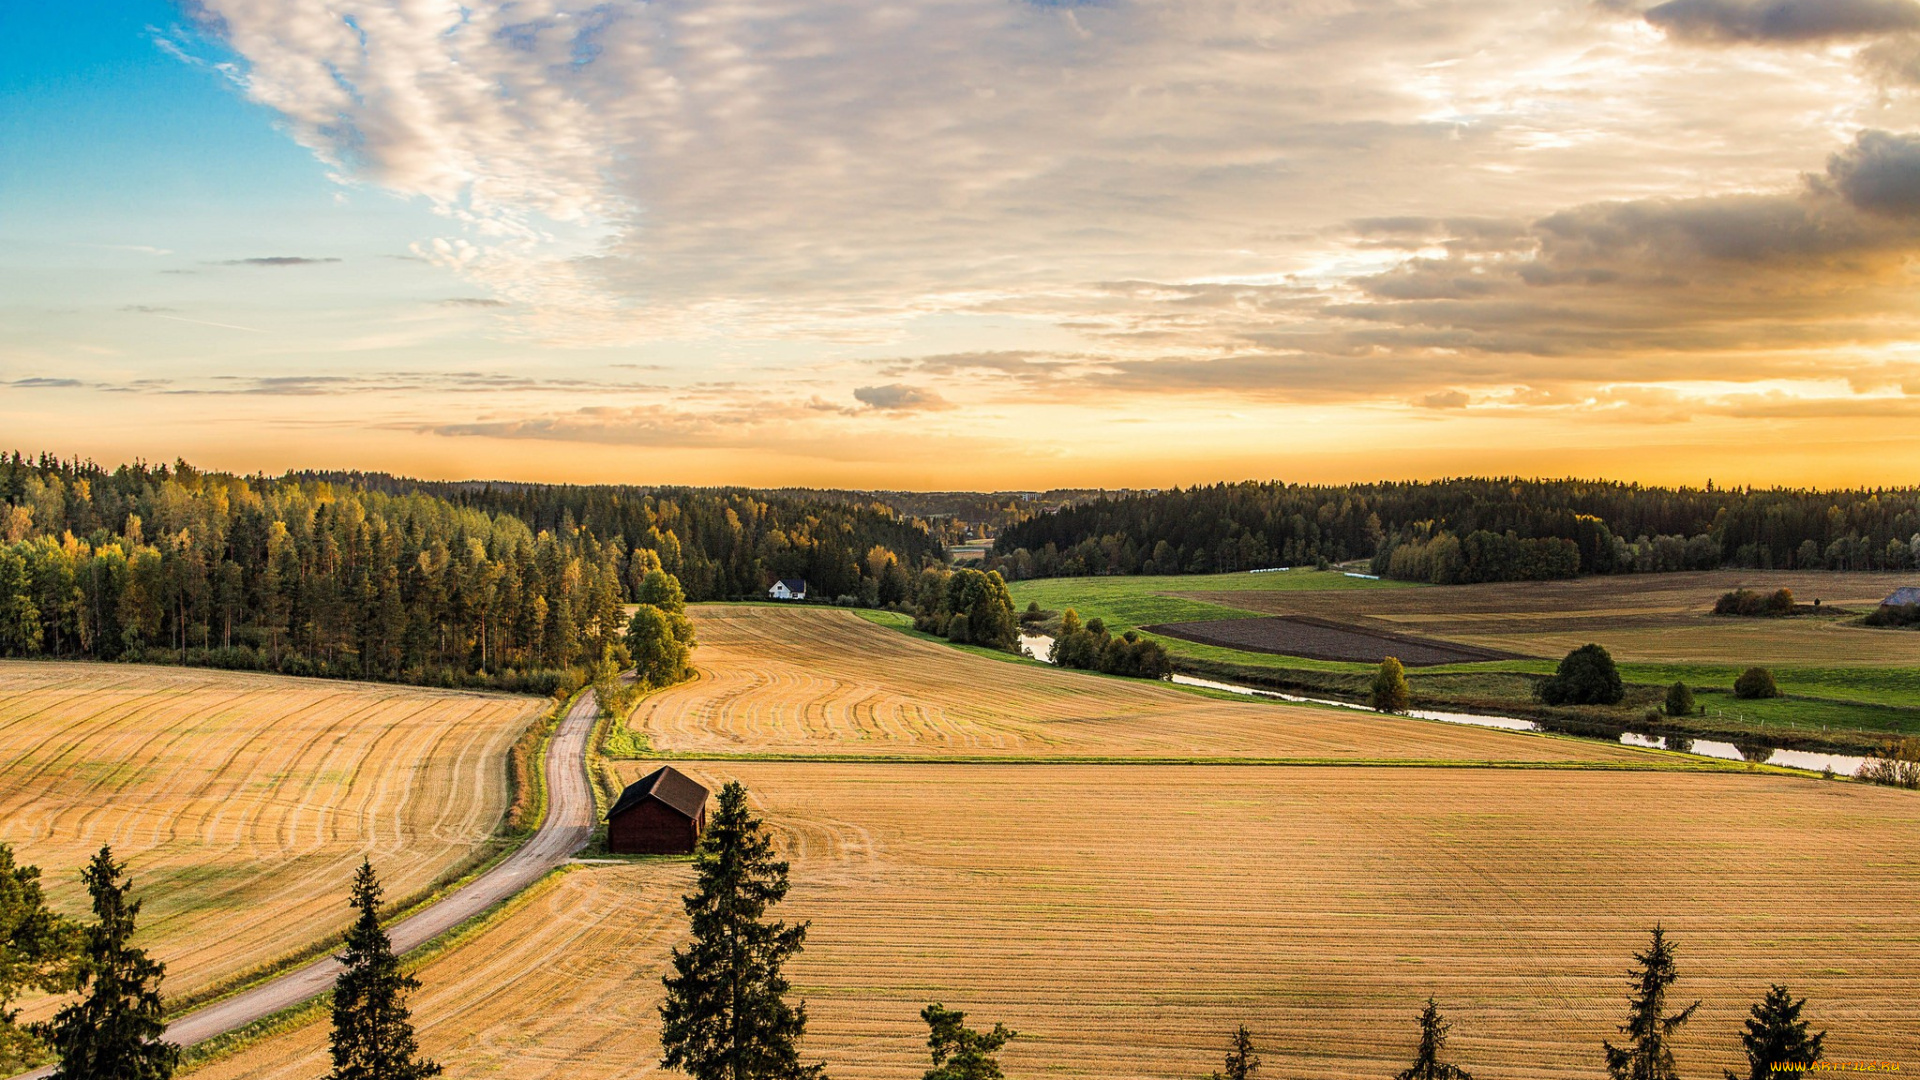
(3, 684), (599, 1080)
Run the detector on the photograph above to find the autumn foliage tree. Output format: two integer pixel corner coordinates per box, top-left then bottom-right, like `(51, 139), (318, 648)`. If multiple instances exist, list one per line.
(1372, 657), (1412, 713)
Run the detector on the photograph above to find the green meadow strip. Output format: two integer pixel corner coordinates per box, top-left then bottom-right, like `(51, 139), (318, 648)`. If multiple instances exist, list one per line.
(629, 750), (1805, 774)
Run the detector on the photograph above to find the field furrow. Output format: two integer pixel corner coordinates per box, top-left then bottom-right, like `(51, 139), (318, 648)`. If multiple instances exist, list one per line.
(627, 606), (1654, 763)
(193, 763), (1920, 1080)
(0, 661), (542, 1008)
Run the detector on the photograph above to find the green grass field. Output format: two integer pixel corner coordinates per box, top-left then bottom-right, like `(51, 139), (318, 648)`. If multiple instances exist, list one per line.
(1004, 572), (1920, 751)
(1010, 568), (1412, 632)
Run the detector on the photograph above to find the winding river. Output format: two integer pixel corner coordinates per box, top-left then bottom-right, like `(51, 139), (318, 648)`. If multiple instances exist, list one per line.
(1017, 633), (1870, 775)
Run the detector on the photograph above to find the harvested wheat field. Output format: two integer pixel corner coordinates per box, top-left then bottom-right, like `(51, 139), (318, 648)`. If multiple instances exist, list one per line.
(0, 660), (540, 1006)
(195, 762), (1920, 1080)
(1188, 571), (1920, 665)
(626, 605), (1653, 764)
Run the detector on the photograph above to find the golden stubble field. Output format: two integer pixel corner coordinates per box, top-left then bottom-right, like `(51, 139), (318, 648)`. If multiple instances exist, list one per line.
(1186, 571), (1920, 665)
(626, 605), (1653, 763)
(193, 763), (1920, 1080)
(0, 661), (540, 1006)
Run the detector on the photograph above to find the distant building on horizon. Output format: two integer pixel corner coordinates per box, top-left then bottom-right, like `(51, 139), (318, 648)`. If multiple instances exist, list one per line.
(768, 578), (807, 600)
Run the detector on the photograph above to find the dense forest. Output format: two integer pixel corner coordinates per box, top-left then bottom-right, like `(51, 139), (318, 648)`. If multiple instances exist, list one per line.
(294, 471), (945, 602)
(989, 479), (1920, 584)
(0, 455), (946, 687)
(759, 487), (1114, 543)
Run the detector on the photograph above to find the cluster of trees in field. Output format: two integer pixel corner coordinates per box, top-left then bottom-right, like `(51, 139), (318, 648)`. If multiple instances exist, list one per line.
(1047, 608), (1173, 679)
(986, 479), (1920, 583)
(909, 567), (1021, 651)
(0, 454), (942, 688)
(301, 469), (947, 602)
(1714, 588), (1797, 617)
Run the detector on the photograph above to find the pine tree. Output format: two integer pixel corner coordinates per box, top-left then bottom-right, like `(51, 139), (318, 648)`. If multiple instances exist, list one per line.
(328, 861), (440, 1080)
(38, 846), (178, 1080)
(922, 1004), (1016, 1080)
(1211, 1025), (1260, 1080)
(1604, 926), (1700, 1080)
(1725, 985), (1824, 1080)
(1372, 657), (1412, 713)
(661, 781), (826, 1080)
(1398, 998), (1472, 1080)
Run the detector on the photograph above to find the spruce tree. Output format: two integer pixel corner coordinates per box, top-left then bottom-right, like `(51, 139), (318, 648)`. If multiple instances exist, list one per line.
(1211, 1025), (1259, 1080)
(1725, 985), (1823, 1080)
(661, 781), (826, 1080)
(922, 1003), (1016, 1080)
(1398, 998), (1472, 1080)
(0, 843), (79, 1072)
(1603, 926), (1700, 1080)
(38, 846), (178, 1080)
(328, 861), (440, 1080)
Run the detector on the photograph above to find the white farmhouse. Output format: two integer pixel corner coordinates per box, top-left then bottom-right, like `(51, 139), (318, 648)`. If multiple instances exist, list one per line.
(768, 578), (807, 601)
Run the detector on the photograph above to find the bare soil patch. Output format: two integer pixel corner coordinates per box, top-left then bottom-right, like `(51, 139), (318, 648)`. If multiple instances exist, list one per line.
(1180, 571), (1920, 665)
(1144, 614), (1526, 665)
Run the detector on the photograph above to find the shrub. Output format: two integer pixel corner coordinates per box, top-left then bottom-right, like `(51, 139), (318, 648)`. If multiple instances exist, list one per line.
(1371, 657), (1411, 713)
(1664, 681), (1694, 717)
(1863, 603), (1920, 628)
(1733, 667), (1780, 700)
(1715, 588), (1795, 617)
(1537, 643), (1624, 706)
(1856, 737), (1920, 789)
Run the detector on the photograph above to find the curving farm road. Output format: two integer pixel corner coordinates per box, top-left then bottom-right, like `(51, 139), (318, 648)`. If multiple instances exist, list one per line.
(13, 688), (600, 1079)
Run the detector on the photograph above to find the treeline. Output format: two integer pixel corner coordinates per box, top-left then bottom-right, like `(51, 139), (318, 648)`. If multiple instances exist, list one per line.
(988, 479), (1920, 584)
(761, 487), (1112, 544)
(0, 456), (681, 691)
(292, 470), (947, 601)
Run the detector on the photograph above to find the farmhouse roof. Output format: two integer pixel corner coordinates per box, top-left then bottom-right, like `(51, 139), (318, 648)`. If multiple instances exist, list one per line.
(1885, 586), (1920, 607)
(608, 766), (709, 822)
(777, 578), (806, 592)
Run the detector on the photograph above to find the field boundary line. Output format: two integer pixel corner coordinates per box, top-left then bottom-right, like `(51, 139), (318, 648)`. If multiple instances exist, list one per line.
(623, 751), (1813, 774)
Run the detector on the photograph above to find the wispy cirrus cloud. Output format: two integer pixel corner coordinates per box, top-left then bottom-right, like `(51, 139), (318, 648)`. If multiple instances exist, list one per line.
(218, 256), (341, 266)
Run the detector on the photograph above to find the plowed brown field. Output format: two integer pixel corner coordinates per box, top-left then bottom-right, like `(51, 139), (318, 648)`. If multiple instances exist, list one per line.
(0, 661), (539, 1007)
(1185, 571), (1920, 665)
(624, 605), (1652, 763)
(193, 763), (1920, 1080)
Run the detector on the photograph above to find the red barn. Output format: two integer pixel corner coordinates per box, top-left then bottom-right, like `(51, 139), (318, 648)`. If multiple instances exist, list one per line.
(607, 766), (710, 855)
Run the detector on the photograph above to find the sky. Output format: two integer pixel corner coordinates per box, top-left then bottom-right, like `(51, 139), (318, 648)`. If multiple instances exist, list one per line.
(5, 0), (1920, 490)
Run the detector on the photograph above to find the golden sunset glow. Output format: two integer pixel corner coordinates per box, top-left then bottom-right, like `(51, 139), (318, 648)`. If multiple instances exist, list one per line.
(8, 0), (1920, 485)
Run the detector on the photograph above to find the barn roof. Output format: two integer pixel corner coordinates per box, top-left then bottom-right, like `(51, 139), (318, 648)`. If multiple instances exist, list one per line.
(776, 578), (806, 591)
(1885, 586), (1920, 607)
(608, 766), (709, 823)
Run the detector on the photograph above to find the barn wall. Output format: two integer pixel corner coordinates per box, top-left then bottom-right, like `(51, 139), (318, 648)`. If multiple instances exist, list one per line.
(609, 801), (699, 854)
